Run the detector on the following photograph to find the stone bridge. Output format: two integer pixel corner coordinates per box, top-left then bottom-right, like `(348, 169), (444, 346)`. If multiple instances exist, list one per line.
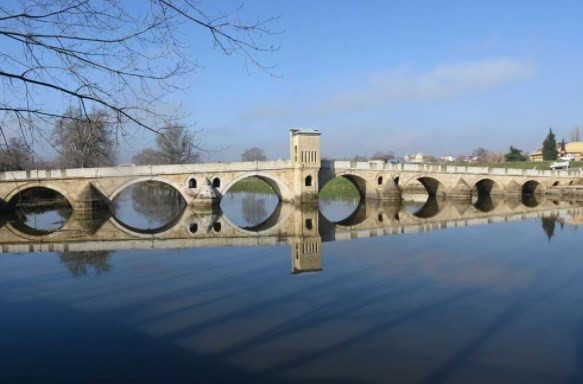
(0, 129), (581, 212)
(1, 198), (581, 274)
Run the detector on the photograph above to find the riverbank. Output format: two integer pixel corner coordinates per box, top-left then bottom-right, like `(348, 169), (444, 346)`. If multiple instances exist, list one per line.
(227, 177), (360, 198)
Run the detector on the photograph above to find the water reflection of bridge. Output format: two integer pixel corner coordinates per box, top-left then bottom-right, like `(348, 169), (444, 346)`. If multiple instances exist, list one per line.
(1, 198), (582, 274)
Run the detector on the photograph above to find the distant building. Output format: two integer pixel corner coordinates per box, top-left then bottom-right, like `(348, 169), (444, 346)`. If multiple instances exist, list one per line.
(530, 142), (583, 162)
(404, 153), (425, 163)
(440, 155), (456, 162)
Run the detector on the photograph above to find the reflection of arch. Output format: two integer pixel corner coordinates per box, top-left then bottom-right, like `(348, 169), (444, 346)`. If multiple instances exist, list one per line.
(109, 206), (185, 238)
(552, 181), (560, 187)
(412, 197), (441, 219)
(473, 178), (502, 196)
(474, 195), (499, 213)
(334, 200), (369, 226)
(240, 203), (285, 232)
(522, 194), (541, 208)
(522, 180), (543, 195)
(219, 203), (294, 236)
(220, 172), (294, 201)
(109, 177), (188, 203)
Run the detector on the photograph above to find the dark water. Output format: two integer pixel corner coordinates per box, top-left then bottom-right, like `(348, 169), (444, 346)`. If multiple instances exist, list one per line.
(1, 186), (583, 383)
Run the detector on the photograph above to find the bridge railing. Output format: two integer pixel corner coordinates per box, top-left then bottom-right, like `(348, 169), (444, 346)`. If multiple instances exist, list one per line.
(325, 160), (583, 178)
(0, 160), (294, 181)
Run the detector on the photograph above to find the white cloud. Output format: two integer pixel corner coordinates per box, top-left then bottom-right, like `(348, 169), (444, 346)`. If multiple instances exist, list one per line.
(311, 58), (535, 115)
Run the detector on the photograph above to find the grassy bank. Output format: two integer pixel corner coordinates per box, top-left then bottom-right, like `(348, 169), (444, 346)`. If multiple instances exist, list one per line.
(227, 178), (276, 194)
(319, 177), (360, 198)
(228, 177), (360, 198)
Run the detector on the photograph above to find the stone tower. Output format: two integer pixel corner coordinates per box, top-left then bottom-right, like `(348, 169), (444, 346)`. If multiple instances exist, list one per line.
(290, 128), (321, 203)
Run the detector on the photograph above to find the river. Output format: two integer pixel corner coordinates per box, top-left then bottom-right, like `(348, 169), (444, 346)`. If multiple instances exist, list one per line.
(0, 183), (582, 383)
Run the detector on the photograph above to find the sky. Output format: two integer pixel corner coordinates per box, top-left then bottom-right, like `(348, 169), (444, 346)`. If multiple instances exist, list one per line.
(173, 0), (583, 162)
(7, 0), (583, 162)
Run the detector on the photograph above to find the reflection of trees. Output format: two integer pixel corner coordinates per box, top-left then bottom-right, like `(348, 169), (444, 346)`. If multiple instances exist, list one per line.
(541, 216), (557, 241)
(130, 182), (185, 224)
(242, 194), (268, 226)
(59, 251), (112, 277)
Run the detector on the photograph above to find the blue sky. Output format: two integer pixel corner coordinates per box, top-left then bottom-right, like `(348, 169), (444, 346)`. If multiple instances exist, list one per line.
(174, 0), (583, 162)
(10, 0), (583, 162)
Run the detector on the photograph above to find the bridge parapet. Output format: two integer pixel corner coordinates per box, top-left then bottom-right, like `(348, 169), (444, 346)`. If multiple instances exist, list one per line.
(0, 160), (293, 182)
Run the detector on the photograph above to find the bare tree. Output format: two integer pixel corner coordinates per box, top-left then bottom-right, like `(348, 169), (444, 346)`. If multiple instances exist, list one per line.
(0, 137), (32, 171)
(133, 125), (199, 164)
(54, 108), (116, 168)
(370, 151), (395, 161)
(352, 155), (368, 162)
(241, 147), (267, 161)
(0, 1), (279, 147)
(486, 151), (505, 163)
(472, 147), (489, 163)
(569, 126), (581, 142)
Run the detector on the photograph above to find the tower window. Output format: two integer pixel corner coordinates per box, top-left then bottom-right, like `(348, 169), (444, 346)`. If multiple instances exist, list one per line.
(378, 176), (383, 185)
(305, 175), (312, 187)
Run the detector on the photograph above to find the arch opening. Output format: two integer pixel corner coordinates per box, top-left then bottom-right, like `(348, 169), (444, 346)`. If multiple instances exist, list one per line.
(8, 187), (72, 234)
(522, 180), (543, 195)
(189, 178), (197, 188)
(401, 176), (444, 202)
(377, 176), (383, 185)
(110, 180), (185, 234)
(319, 176), (362, 223)
(473, 179), (501, 197)
(221, 176), (285, 231)
(213, 178), (221, 188)
(305, 175), (312, 187)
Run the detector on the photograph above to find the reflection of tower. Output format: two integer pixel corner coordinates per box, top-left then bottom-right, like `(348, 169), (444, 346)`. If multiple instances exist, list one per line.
(291, 204), (322, 274)
(290, 129), (321, 203)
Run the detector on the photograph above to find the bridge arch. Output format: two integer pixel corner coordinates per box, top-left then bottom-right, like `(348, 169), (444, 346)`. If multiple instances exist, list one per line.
(522, 179), (544, 195)
(4, 182), (75, 206)
(400, 175), (446, 198)
(219, 172), (294, 201)
(473, 178), (503, 196)
(321, 173), (379, 200)
(108, 177), (189, 204)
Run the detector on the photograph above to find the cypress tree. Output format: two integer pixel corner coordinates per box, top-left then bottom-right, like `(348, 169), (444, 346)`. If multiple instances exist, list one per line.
(542, 128), (558, 161)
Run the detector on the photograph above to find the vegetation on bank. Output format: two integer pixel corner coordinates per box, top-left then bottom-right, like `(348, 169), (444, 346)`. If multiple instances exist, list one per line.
(228, 177), (360, 198)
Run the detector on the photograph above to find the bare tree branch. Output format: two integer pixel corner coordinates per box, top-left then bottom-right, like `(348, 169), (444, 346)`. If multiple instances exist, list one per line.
(0, 0), (280, 156)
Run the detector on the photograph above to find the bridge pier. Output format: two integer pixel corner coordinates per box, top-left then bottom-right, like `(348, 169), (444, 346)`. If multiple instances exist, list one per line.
(447, 179), (472, 201)
(188, 177), (221, 207)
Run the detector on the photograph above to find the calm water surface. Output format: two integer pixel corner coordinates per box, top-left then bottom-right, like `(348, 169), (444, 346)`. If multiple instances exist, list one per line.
(1, 187), (583, 383)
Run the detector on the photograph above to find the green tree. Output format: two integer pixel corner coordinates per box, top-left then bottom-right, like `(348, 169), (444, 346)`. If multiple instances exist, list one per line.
(542, 128), (558, 161)
(505, 146), (526, 162)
